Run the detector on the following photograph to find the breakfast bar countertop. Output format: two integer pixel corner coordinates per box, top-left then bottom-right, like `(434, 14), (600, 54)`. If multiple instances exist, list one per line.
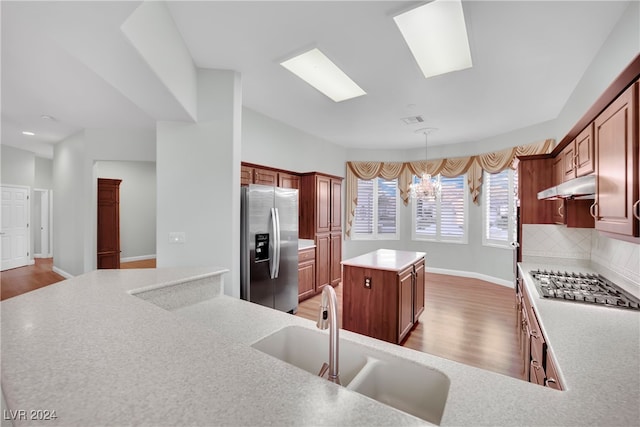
(1, 262), (639, 426)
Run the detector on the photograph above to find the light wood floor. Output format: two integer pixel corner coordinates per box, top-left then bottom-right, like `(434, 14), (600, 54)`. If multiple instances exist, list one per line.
(1, 258), (156, 301)
(2, 260), (523, 380)
(297, 274), (524, 381)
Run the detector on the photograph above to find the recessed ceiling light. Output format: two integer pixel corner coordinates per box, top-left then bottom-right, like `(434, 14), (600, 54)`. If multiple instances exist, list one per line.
(280, 48), (366, 102)
(394, 0), (473, 79)
(22, 131), (35, 136)
(40, 114), (57, 121)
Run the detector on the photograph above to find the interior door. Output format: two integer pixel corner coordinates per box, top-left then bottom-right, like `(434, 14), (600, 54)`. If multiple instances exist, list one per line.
(39, 190), (49, 256)
(97, 178), (121, 269)
(1, 185), (30, 271)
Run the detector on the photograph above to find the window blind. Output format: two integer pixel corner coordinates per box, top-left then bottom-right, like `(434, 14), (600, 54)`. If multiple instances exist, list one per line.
(484, 169), (518, 243)
(414, 175), (467, 242)
(353, 178), (399, 238)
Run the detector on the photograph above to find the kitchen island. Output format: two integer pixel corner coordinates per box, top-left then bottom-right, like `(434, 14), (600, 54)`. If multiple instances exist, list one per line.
(341, 249), (426, 344)
(1, 262), (638, 426)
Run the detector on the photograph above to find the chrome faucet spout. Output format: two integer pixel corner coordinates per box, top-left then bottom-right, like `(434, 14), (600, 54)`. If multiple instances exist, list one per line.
(316, 285), (340, 385)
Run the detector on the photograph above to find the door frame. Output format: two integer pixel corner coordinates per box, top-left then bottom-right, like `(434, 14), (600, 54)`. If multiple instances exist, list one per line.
(1, 184), (33, 271)
(33, 188), (53, 258)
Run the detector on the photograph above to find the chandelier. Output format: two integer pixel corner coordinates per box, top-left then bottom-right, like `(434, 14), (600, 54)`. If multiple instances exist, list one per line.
(410, 128), (442, 201)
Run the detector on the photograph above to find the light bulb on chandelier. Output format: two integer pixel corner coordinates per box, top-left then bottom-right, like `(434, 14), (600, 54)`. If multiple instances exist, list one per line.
(410, 128), (442, 201)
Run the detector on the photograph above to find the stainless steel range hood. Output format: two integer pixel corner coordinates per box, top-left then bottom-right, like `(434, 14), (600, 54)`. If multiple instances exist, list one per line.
(537, 174), (596, 200)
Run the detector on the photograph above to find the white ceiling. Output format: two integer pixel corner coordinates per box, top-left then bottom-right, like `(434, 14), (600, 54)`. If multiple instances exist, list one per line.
(1, 1), (631, 158)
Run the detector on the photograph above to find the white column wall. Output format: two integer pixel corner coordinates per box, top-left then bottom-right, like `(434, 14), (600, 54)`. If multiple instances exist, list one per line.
(156, 69), (241, 297)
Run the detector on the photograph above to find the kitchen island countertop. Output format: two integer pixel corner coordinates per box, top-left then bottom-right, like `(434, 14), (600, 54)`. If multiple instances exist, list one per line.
(1, 262), (639, 426)
(341, 248), (425, 272)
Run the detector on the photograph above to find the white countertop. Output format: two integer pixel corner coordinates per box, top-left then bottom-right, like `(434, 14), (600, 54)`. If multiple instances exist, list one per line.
(341, 249), (426, 272)
(2, 262), (638, 426)
(298, 239), (316, 250)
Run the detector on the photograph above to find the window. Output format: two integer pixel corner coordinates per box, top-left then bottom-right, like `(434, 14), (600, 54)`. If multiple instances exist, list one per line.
(352, 178), (400, 239)
(483, 169), (518, 247)
(413, 175), (468, 243)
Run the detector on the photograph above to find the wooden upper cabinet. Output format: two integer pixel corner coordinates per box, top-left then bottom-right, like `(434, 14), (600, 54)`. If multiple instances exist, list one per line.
(518, 157), (553, 225)
(254, 168), (278, 186)
(240, 165), (253, 186)
(278, 172), (299, 190)
(316, 175), (331, 233)
(562, 143), (576, 182)
(575, 123), (595, 177)
(330, 179), (342, 231)
(594, 82), (638, 237)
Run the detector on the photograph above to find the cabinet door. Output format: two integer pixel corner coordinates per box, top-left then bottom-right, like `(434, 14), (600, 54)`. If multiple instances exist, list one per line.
(413, 259), (425, 322)
(279, 173), (300, 190)
(329, 232), (342, 287)
(562, 143), (576, 182)
(545, 351), (563, 390)
(594, 83), (638, 236)
(316, 176), (331, 233)
(240, 166), (253, 186)
(298, 260), (316, 301)
(330, 179), (342, 231)
(551, 156), (565, 225)
(398, 266), (414, 343)
(315, 233), (330, 291)
(519, 158), (553, 225)
(575, 123), (594, 177)
(254, 168), (278, 186)
(97, 179), (121, 269)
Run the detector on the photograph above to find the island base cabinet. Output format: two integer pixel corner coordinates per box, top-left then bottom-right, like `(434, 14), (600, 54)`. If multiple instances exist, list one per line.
(342, 256), (425, 345)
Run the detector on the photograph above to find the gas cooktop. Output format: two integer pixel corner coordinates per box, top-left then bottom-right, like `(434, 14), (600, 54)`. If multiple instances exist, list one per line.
(529, 270), (640, 311)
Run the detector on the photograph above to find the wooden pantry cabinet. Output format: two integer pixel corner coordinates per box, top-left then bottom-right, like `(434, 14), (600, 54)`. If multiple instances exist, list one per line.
(299, 173), (343, 292)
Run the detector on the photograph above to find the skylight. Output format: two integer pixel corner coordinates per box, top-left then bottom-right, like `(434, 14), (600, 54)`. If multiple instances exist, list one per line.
(280, 48), (366, 102)
(394, 0), (473, 79)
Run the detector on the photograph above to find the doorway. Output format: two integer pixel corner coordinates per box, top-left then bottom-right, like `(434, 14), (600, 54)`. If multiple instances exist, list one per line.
(1, 185), (31, 271)
(33, 189), (52, 258)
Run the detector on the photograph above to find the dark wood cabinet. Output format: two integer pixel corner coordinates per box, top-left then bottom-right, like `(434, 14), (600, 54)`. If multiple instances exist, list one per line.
(575, 124), (595, 178)
(278, 172), (299, 189)
(413, 258), (425, 323)
(97, 178), (121, 269)
(300, 173), (343, 293)
(254, 168), (278, 186)
(240, 165), (253, 186)
(518, 157), (553, 225)
(298, 247), (316, 301)
(342, 251), (425, 344)
(594, 81), (639, 237)
(517, 276), (563, 390)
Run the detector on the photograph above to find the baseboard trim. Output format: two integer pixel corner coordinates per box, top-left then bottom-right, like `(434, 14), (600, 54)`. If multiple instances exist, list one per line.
(426, 267), (514, 289)
(120, 255), (157, 263)
(34, 254), (52, 259)
(52, 266), (74, 279)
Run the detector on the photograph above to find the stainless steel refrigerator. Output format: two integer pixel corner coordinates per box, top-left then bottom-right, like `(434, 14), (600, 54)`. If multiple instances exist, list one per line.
(240, 184), (299, 314)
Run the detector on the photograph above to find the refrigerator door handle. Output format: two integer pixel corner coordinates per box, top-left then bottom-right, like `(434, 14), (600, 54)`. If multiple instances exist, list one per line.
(270, 207), (280, 279)
(273, 207), (281, 279)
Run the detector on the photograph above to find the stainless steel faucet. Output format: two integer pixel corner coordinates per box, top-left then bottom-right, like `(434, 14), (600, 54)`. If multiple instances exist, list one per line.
(316, 285), (340, 385)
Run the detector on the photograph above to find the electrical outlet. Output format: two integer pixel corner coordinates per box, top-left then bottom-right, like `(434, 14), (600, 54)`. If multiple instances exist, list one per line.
(364, 277), (372, 289)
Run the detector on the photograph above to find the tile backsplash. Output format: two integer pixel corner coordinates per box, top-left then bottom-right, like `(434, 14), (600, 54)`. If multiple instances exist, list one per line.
(522, 224), (640, 285)
(522, 224), (592, 259)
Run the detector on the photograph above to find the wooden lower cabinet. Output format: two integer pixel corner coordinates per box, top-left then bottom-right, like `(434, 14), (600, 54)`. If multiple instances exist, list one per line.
(329, 232), (342, 287)
(343, 254), (425, 344)
(298, 247), (316, 301)
(315, 234), (331, 291)
(517, 276), (564, 390)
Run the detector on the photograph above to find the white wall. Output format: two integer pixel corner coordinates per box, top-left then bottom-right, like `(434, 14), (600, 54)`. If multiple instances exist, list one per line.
(95, 161), (156, 260)
(157, 69), (241, 297)
(34, 157), (53, 190)
(53, 132), (87, 276)
(242, 108), (347, 177)
(1, 145), (35, 186)
(553, 0), (640, 141)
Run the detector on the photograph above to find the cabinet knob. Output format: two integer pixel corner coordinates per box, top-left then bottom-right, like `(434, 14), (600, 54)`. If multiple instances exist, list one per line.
(589, 202), (599, 219)
(530, 330), (539, 339)
(633, 200), (640, 220)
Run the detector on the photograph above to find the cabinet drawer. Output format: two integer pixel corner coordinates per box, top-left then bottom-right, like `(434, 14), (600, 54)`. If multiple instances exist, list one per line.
(545, 351), (563, 390)
(298, 248), (315, 263)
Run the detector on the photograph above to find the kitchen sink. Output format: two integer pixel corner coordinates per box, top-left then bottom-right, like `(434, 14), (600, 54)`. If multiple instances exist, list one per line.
(251, 325), (369, 386)
(346, 356), (450, 425)
(252, 326), (450, 425)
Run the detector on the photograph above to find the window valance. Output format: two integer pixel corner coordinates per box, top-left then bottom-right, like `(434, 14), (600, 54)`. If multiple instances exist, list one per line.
(345, 138), (553, 238)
